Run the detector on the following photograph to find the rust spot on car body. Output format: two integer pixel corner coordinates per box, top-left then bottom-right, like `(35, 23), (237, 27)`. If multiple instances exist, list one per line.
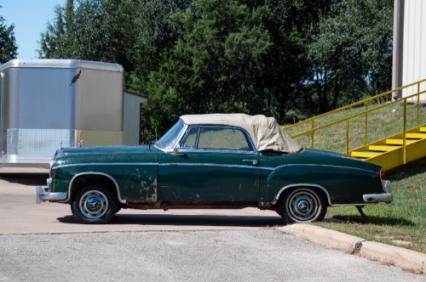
(135, 168), (158, 203)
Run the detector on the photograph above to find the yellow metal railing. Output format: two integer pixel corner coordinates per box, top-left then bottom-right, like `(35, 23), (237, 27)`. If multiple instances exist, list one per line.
(285, 79), (426, 164)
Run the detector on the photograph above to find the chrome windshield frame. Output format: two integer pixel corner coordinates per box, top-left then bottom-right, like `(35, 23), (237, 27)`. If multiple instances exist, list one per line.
(154, 120), (188, 153)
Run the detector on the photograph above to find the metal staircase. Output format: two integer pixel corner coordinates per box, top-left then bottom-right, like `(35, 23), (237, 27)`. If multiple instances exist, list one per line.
(284, 79), (426, 171)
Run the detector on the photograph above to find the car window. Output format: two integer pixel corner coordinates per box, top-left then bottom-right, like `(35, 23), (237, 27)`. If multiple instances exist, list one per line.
(197, 127), (252, 151)
(181, 127), (198, 148)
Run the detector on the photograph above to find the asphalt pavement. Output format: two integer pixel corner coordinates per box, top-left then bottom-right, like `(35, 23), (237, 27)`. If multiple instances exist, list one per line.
(0, 176), (424, 282)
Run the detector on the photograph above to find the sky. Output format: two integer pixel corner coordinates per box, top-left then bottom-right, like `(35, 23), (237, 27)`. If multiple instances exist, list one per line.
(1, 0), (64, 59)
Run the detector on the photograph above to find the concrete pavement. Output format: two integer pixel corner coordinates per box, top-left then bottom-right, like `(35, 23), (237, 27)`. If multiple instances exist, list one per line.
(0, 176), (425, 281)
(0, 177), (281, 234)
(1, 230), (424, 282)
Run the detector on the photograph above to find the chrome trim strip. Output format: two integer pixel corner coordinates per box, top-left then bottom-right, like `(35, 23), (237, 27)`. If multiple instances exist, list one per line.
(53, 162), (274, 171)
(273, 183), (333, 206)
(273, 163), (375, 174)
(53, 162), (158, 169)
(171, 123), (189, 151)
(363, 193), (392, 203)
(177, 148), (257, 155)
(67, 172), (126, 204)
(158, 162), (272, 170)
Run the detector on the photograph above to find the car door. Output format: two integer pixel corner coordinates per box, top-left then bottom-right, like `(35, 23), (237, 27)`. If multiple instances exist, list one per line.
(158, 125), (259, 204)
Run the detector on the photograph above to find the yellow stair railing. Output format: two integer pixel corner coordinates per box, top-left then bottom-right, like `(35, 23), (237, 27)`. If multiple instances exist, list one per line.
(284, 79), (426, 170)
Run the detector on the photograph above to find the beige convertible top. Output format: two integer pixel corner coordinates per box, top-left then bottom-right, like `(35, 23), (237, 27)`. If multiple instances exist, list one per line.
(180, 113), (302, 153)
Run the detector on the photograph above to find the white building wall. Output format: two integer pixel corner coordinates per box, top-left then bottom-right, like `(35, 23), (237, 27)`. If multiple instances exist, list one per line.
(123, 93), (146, 145)
(402, 0), (426, 102)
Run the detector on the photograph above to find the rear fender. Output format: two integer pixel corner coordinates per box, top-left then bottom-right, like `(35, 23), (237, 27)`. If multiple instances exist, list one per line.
(265, 164), (381, 205)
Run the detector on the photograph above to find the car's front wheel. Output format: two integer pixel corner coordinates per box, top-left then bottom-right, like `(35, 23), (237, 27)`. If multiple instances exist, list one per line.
(71, 185), (118, 224)
(277, 188), (327, 223)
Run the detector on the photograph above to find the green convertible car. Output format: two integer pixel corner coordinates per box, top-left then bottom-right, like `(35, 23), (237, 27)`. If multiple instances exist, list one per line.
(36, 113), (392, 224)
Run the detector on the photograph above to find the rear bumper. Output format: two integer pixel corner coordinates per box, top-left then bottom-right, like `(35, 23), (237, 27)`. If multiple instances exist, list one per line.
(36, 185), (67, 204)
(363, 180), (392, 203)
(363, 193), (392, 203)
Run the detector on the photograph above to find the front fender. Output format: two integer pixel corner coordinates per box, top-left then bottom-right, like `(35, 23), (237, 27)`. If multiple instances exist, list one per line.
(51, 163), (158, 203)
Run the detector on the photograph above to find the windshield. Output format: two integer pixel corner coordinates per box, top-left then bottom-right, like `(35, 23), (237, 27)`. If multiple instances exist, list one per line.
(155, 119), (185, 150)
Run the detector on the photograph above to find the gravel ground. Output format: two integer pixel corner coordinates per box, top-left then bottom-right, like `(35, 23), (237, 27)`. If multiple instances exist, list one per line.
(0, 230), (424, 282)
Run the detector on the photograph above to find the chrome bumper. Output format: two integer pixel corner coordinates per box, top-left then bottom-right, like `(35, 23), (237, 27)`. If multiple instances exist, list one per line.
(363, 180), (392, 203)
(363, 193), (392, 203)
(36, 186), (67, 204)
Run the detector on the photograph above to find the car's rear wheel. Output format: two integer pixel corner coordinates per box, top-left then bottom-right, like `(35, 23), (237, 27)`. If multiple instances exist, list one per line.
(277, 188), (327, 223)
(71, 185), (118, 224)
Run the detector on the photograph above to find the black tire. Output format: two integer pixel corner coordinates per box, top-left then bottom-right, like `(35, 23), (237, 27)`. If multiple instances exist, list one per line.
(277, 188), (327, 223)
(71, 185), (118, 224)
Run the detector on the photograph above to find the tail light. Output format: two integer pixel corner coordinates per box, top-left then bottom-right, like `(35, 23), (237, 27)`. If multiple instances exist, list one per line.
(380, 169), (385, 180)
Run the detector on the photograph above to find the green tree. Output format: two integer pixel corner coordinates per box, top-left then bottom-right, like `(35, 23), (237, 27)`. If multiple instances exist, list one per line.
(141, 0), (273, 139)
(65, 0), (74, 34)
(141, 0), (333, 137)
(39, 6), (68, 58)
(38, 0), (393, 140)
(128, 0), (191, 93)
(305, 0), (392, 111)
(255, 0), (332, 120)
(0, 13), (17, 63)
(40, 0), (137, 71)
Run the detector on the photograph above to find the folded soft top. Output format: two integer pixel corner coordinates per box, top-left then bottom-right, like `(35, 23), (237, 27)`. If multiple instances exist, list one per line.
(180, 113), (302, 153)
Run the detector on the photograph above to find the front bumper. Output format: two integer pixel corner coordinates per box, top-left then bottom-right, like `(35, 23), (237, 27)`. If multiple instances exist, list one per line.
(36, 182), (67, 204)
(362, 180), (392, 203)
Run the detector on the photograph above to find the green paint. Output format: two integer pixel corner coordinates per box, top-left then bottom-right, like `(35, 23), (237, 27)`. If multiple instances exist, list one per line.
(50, 144), (384, 208)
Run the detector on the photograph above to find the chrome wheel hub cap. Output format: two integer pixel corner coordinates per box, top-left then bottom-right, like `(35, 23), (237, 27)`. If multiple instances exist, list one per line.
(297, 200), (310, 212)
(288, 191), (319, 222)
(79, 190), (109, 220)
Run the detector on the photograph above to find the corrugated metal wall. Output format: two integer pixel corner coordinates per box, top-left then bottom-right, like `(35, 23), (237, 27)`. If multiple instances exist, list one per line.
(402, 0), (426, 102)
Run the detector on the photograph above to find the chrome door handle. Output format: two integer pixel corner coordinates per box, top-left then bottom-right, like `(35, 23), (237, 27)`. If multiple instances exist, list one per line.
(242, 159), (258, 166)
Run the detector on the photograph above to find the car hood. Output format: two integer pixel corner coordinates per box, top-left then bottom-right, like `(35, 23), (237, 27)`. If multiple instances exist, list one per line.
(56, 145), (155, 156)
(52, 144), (161, 167)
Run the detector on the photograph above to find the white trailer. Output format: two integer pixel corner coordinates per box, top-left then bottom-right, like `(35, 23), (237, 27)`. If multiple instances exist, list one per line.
(0, 59), (124, 172)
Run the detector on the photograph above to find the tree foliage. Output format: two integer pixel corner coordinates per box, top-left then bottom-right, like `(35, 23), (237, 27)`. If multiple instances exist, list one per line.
(39, 0), (393, 141)
(0, 11), (17, 63)
(306, 0), (392, 111)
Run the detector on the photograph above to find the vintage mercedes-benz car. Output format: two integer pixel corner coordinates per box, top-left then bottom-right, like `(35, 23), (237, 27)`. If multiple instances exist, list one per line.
(36, 114), (392, 224)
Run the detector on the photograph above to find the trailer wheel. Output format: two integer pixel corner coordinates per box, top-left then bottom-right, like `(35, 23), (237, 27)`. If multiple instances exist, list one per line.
(71, 185), (118, 224)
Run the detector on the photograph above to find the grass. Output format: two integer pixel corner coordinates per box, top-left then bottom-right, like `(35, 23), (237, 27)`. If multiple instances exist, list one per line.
(286, 101), (426, 154)
(283, 100), (426, 253)
(317, 158), (426, 253)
